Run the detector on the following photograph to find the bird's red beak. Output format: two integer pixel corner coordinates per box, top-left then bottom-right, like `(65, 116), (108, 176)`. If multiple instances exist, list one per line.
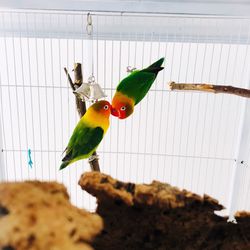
(111, 106), (119, 117)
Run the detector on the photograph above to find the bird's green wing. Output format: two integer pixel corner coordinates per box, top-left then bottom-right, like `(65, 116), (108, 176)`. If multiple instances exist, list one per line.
(63, 123), (104, 162)
(116, 58), (164, 105)
(117, 71), (156, 105)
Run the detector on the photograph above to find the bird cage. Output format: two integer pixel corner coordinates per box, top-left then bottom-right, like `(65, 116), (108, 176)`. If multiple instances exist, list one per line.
(1, 1), (250, 221)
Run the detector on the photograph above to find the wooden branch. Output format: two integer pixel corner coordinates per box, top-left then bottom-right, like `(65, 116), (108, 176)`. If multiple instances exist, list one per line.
(169, 81), (250, 98)
(64, 68), (74, 90)
(64, 63), (100, 172)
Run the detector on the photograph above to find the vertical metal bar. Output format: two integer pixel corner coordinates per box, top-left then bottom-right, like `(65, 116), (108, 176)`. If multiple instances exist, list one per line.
(73, 13), (78, 207)
(181, 18), (193, 187)
(232, 23), (250, 209)
(115, 14), (122, 179)
(211, 22), (238, 196)
(169, 19), (178, 184)
(0, 69), (7, 181)
(66, 13), (71, 198)
(18, 13), (30, 179)
(163, 19), (174, 183)
(196, 19), (209, 191)
(81, 13), (85, 207)
(10, 12), (23, 180)
(203, 20), (216, 192)
(96, 15), (99, 83)
(2, 13), (17, 181)
(228, 24), (249, 165)
(228, 21), (250, 222)
(137, 22), (146, 182)
(110, 21), (114, 175)
(175, 18), (185, 186)
(176, 17), (186, 187)
(204, 20), (222, 194)
(228, 97), (250, 222)
(49, 13), (57, 181)
(34, 13), (44, 179)
(156, 40), (168, 181)
(208, 44), (223, 195)
(42, 13), (51, 180)
(128, 29), (138, 181)
(57, 14), (63, 184)
(25, 13), (36, 177)
(0, 100), (6, 181)
(169, 18), (185, 184)
(149, 33), (161, 180)
(103, 25), (108, 173)
(219, 23), (245, 205)
(189, 33), (200, 191)
(122, 29), (130, 180)
(128, 31), (133, 181)
(142, 28), (153, 182)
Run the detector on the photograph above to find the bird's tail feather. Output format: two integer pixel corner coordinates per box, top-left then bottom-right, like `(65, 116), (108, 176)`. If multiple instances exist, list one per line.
(148, 57), (165, 69)
(59, 161), (70, 170)
(143, 57), (165, 74)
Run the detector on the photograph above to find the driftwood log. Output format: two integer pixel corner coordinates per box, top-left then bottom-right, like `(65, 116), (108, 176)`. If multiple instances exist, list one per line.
(64, 63), (100, 172)
(79, 172), (250, 250)
(169, 81), (250, 98)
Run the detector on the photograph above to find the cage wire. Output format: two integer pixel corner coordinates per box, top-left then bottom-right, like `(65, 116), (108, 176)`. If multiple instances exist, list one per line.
(0, 10), (250, 215)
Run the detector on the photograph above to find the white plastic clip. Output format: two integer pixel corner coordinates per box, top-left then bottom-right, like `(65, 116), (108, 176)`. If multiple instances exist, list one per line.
(126, 66), (137, 73)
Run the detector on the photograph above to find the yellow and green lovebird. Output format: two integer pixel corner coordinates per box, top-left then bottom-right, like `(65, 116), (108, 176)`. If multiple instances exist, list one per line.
(60, 100), (111, 170)
(111, 57), (165, 119)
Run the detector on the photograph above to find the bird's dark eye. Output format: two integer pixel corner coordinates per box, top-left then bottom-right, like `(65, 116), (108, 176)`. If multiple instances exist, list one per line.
(103, 105), (109, 110)
(121, 106), (126, 111)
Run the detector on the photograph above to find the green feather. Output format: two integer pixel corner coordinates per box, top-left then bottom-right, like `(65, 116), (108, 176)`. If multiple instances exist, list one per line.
(59, 161), (70, 170)
(116, 57), (164, 105)
(60, 123), (104, 170)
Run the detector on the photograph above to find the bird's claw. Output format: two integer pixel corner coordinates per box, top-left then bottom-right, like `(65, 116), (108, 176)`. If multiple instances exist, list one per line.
(88, 154), (99, 163)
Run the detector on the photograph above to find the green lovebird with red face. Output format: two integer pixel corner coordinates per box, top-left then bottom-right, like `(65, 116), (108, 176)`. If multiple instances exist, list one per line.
(111, 57), (165, 119)
(60, 100), (111, 170)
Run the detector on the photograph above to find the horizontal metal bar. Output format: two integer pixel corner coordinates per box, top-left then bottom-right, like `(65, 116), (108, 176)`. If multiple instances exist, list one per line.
(0, 10), (250, 44)
(2, 1), (250, 17)
(0, 83), (171, 92)
(1, 9), (250, 20)
(0, 83), (229, 94)
(2, 148), (234, 162)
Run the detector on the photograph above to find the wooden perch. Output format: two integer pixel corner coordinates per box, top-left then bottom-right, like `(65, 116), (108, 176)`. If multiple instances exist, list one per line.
(64, 64), (100, 172)
(169, 81), (250, 98)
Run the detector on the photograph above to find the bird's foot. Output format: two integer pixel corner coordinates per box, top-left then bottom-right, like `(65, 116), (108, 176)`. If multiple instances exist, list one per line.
(88, 154), (99, 163)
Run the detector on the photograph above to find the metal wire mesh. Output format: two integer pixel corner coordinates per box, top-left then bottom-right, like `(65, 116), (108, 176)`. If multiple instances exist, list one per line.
(0, 10), (250, 214)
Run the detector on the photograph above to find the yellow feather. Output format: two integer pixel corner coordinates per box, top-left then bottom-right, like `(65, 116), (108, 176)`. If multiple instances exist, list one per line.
(82, 106), (110, 133)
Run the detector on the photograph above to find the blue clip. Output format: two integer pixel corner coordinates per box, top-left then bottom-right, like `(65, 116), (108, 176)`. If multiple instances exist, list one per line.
(28, 149), (33, 169)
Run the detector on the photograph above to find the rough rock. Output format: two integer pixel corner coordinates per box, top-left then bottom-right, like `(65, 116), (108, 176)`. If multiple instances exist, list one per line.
(0, 181), (103, 250)
(79, 172), (250, 250)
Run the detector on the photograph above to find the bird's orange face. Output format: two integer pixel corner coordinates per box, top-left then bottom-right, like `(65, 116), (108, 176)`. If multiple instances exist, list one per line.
(111, 93), (134, 119)
(92, 100), (111, 117)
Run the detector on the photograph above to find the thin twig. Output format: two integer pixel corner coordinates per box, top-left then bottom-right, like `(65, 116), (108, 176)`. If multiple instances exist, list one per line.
(64, 63), (100, 172)
(169, 81), (250, 98)
(64, 67), (74, 90)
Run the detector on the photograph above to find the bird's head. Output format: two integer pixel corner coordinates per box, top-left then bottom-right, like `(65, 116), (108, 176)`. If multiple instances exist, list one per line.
(91, 100), (112, 118)
(111, 93), (134, 119)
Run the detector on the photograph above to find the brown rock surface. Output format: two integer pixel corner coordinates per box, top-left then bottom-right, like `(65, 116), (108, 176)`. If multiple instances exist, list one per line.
(79, 172), (250, 250)
(0, 181), (103, 250)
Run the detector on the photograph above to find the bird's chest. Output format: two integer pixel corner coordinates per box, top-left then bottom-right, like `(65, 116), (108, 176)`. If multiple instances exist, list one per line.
(85, 117), (109, 134)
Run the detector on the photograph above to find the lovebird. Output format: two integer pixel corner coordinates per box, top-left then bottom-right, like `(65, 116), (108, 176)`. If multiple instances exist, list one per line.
(111, 57), (164, 119)
(60, 100), (111, 170)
